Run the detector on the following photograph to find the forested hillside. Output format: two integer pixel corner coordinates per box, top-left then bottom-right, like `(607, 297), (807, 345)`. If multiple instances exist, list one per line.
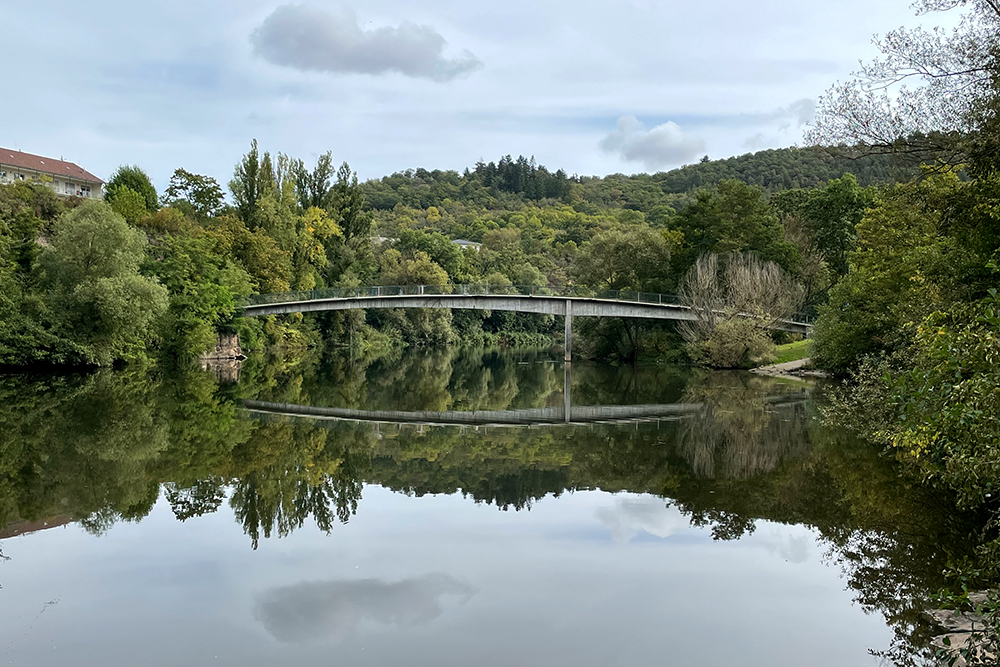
(361, 146), (913, 212)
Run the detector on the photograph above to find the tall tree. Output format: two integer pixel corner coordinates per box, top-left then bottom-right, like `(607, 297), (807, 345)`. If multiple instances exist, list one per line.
(37, 201), (168, 365)
(294, 151), (336, 210)
(332, 162), (373, 241)
(230, 140), (264, 226)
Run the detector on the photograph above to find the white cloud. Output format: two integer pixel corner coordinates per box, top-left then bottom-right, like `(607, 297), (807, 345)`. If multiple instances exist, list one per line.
(251, 4), (483, 82)
(599, 116), (706, 170)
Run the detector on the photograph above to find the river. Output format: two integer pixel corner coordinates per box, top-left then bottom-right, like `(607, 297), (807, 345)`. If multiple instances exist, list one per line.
(0, 347), (975, 665)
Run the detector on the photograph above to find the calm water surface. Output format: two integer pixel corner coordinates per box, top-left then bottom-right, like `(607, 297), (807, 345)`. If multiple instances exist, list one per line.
(0, 348), (975, 666)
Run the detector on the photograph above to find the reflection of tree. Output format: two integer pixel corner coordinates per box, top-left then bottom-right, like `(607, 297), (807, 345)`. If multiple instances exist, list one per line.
(0, 350), (986, 662)
(227, 422), (366, 549)
(0, 371), (169, 533)
(675, 371), (811, 479)
(164, 479), (226, 521)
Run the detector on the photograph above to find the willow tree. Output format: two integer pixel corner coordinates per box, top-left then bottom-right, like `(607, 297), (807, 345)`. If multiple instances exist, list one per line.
(679, 253), (803, 368)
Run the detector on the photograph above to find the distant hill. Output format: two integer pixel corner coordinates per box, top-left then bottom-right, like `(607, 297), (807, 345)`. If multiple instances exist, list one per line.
(361, 146), (916, 213)
(650, 146), (914, 194)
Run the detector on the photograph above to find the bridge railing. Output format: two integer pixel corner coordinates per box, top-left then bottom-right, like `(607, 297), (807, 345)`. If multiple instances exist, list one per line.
(240, 285), (814, 325)
(242, 284), (686, 307)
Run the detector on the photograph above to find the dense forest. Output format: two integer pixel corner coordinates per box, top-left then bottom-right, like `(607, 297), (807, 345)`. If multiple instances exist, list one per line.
(362, 146), (910, 212)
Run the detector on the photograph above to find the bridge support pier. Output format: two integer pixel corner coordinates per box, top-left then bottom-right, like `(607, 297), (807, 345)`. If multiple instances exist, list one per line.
(564, 299), (573, 363)
(564, 362), (571, 422)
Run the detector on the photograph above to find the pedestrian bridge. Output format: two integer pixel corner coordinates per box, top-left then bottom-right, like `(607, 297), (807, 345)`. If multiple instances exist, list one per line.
(240, 285), (813, 361)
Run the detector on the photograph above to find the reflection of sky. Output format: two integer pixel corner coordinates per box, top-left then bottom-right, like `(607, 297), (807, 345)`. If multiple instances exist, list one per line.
(594, 496), (691, 544)
(255, 574), (476, 642)
(0, 486), (888, 666)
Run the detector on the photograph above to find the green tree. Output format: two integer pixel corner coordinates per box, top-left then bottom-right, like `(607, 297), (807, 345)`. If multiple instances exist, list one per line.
(230, 139), (268, 226)
(147, 232), (254, 357)
(108, 186), (147, 225)
(573, 226), (679, 292)
(294, 151), (336, 210)
(37, 201), (168, 365)
(162, 168), (225, 219)
(106, 165), (158, 213)
(774, 174), (876, 278)
(671, 179), (799, 280)
(332, 162), (373, 241)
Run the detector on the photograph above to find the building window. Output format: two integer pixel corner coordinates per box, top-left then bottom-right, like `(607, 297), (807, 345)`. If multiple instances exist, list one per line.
(80, 184), (92, 198)
(65, 182), (75, 194)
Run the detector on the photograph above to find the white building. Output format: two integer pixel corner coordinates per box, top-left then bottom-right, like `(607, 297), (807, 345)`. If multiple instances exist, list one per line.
(0, 147), (103, 198)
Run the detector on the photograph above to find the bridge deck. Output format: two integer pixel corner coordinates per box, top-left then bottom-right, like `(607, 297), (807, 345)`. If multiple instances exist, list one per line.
(239, 285), (813, 339)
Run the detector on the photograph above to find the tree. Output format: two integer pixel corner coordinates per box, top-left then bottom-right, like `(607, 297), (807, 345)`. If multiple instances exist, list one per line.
(679, 253), (804, 368)
(108, 186), (147, 225)
(807, 0), (1000, 171)
(378, 250), (448, 286)
(230, 140), (266, 226)
(37, 201), (168, 365)
(105, 165), (158, 213)
(147, 232), (254, 357)
(294, 151), (336, 210)
(162, 169), (225, 219)
(773, 174), (877, 279)
(671, 180), (799, 280)
(332, 162), (373, 241)
(573, 226), (678, 292)
(811, 173), (978, 373)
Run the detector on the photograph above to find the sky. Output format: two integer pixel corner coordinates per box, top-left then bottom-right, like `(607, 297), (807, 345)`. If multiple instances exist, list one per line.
(1, 0), (935, 189)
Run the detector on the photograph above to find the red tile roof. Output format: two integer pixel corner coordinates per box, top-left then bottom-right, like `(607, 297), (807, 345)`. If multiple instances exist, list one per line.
(0, 147), (103, 184)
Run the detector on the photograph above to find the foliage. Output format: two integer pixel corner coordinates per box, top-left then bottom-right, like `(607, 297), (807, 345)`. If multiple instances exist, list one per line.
(162, 168), (225, 219)
(812, 173), (982, 374)
(671, 179), (799, 278)
(573, 226), (679, 292)
(107, 185), (147, 225)
(105, 165), (158, 213)
(808, 0), (1000, 171)
(679, 253), (803, 368)
(37, 201), (168, 365)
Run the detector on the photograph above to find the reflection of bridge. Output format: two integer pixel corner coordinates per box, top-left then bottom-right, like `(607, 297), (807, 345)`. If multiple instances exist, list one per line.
(241, 365), (810, 427)
(242, 398), (703, 427)
(240, 285), (814, 361)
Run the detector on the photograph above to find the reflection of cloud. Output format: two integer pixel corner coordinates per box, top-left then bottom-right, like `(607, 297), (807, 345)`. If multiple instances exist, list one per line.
(754, 529), (812, 564)
(254, 574), (476, 643)
(594, 496), (691, 544)
(599, 115), (705, 170)
(251, 4), (482, 82)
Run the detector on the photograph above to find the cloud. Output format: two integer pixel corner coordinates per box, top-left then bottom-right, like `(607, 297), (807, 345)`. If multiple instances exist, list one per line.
(774, 98), (815, 130)
(250, 4), (482, 82)
(740, 98), (816, 151)
(594, 496), (691, 544)
(599, 116), (705, 170)
(254, 574), (477, 643)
